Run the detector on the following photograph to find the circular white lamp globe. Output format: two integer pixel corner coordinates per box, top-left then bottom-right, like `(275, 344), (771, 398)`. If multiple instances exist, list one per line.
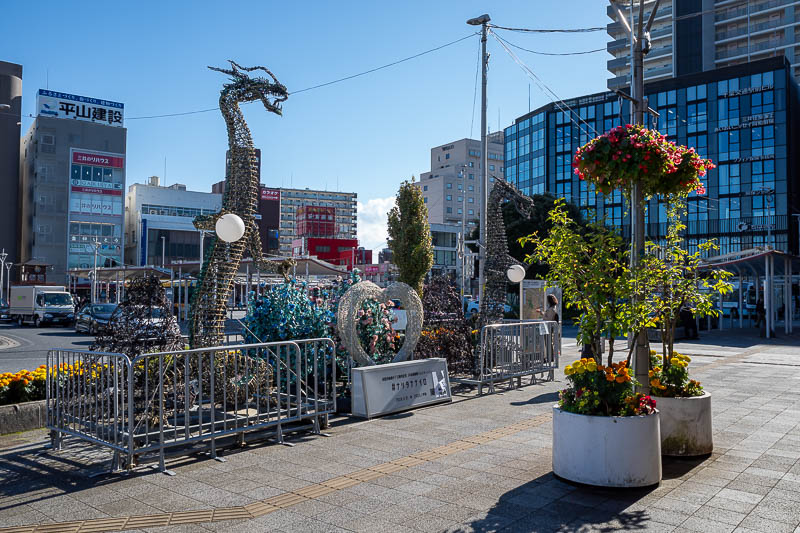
(215, 213), (246, 242)
(506, 264), (526, 283)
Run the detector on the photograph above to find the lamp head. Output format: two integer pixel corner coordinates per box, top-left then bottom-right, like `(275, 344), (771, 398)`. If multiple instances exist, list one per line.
(467, 14), (490, 25)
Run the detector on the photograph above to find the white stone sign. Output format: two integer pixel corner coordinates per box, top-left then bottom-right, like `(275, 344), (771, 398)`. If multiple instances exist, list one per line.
(351, 358), (451, 419)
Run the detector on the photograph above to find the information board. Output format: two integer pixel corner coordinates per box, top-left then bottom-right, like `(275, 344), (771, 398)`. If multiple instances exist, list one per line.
(351, 358), (451, 419)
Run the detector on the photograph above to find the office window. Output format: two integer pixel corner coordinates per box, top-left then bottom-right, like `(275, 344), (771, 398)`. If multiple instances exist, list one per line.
(469, 162), (474, 167)
(446, 195), (452, 201)
(717, 96), (739, 129)
(468, 209), (474, 215)
(518, 134), (530, 157)
(751, 160), (775, 188)
(718, 163), (740, 196)
(457, 208), (463, 215)
(687, 102), (707, 134)
(751, 91), (774, 115)
(469, 173), (474, 179)
(446, 207), (452, 213)
(531, 128), (545, 152)
(423, 185), (428, 191)
(445, 153), (450, 159)
(423, 197), (427, 203)
(688, 199), (708, 222)
(446, 183), (452, 189)
(457, 183), (462, 190)
(457, 196), (462, 202)
(468, 197), (474, 203)
(556, 125), (571, 152)
(489, 165), (495, 171)
(719, 197), (740, 219)
(718, 130), (740, 161)
(687, 134), (707, 158)
(468, 185), (474, 191)
(751, 126), (774, 157)
(686, 84), (707, 101)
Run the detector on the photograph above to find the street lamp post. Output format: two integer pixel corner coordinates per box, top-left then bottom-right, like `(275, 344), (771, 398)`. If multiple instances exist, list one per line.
(458, 165), (468, 299)
(0, 249), (7, 301)
(467, 13), (490, 313)
(610, 0), (661, 392)
(5, 263), (12, 299)
(92, 239), (100, 304)
(161, 236), (166, 267)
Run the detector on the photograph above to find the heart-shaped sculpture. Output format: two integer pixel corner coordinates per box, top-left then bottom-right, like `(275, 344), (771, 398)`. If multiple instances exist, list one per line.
(336, 281), (423, 367)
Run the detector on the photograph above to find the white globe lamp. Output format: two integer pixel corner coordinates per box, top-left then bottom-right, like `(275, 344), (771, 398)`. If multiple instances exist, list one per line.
(506, 264), (526, 284)
(215, 213), (246, 243)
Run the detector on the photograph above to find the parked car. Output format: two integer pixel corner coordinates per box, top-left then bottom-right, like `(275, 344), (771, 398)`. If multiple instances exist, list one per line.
(465, 299), (512, 317)
(0, 298), (9, 321)
(74, 303), (118, 335)
(9, 285), (75, 327)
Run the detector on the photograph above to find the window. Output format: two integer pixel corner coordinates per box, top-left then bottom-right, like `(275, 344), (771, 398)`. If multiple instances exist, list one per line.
(751, 126), (774, 156)
(719, 197), (740, 219)
(687, 102), (707, 133)
(751, 91), (773, 115)
(468, 197), (474, 203)
(686, 84), (707, 101)
(457, 208), (463, 215)
(457, 183), (462, 190)
(445, 153), (450, 159)
(751, 160), (775, 188)
(446, 183), (452, 189)
(446, 207), (452, 214)
(423, 185), (428, 191)
(468, 162), (474, 168)
(717, 96), (739, 129)
(718, 163), (740, 196)
(423, 197), (427, 203)
(315, 245), (331, 253)
(555, 126), (571, 152)
(489, 165), (495, 171)
(718, 130), (739, 161)
(687, 134), (707, 158)
(469, 173), (474, 179)
(469, 149), (481, 157)
(468, 209), (474, 215)
(457, 196), (462, 202)
(468, 185), (474, 191)
(446, 195), (452, 201)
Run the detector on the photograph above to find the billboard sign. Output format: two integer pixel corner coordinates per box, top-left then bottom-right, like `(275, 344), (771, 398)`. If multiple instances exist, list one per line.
(37, 89), (124, 127)
(260, 188), (280, 201)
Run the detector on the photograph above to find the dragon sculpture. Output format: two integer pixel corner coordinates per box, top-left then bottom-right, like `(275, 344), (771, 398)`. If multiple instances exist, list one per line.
(479, 178), (534, 329)
(189, 61), (294, 348)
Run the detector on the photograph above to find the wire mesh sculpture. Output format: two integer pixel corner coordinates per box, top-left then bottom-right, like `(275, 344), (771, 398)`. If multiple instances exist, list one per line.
(189, 61), (295, 348)
(336, 281), (423, 367)
(92, 275), (183, 358)
(479, 179), (534, 329)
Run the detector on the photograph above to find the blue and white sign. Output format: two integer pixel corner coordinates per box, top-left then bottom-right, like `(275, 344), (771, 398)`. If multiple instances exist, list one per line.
(37, 89), (124, 127)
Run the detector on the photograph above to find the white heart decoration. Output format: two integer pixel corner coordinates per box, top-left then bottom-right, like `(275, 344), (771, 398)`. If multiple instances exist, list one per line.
(336, 281), (423, 367)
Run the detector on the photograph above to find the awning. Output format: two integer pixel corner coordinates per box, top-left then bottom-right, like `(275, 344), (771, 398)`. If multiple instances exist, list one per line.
(699, 247), (800, 277)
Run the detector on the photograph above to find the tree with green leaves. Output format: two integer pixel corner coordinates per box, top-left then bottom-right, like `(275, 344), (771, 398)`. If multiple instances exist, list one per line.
(387, 177), (434, 298)
(520, 199), (654, 365)
(641, 199), (732, 366)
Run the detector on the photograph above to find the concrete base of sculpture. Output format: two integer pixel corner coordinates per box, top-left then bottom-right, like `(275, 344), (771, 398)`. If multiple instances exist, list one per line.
(351, 359), (451, 419)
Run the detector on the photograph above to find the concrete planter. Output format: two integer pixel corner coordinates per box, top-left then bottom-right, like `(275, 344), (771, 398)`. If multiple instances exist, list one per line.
(656, 391), (712, 456)
(552, 405), (661, 488)
(0, 400), (47, 435)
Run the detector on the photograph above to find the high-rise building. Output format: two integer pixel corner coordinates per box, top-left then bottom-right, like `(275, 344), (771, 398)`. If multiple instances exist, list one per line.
(414, 134), (504, 226)
(276, 188), (357, 256)
(0, 61), (22, 269)
(125, 177), (222, 266)
(20, 90), (127, 283)
(506, 57), (800, 255)
(607, 0), (800, 90)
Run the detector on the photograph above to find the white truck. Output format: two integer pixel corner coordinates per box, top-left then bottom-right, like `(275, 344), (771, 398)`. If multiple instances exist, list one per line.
(9, 285), (75, 327)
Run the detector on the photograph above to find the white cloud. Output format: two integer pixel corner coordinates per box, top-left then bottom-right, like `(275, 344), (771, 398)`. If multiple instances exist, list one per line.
(357, 196), (395, 256)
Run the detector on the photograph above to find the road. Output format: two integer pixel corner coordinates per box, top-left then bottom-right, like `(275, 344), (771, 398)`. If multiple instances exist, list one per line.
(0, 322), (95, 373)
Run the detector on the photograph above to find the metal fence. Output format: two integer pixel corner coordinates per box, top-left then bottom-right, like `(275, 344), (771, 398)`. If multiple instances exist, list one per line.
(452, 321), (560, 395)
(47, 338), (336, 475)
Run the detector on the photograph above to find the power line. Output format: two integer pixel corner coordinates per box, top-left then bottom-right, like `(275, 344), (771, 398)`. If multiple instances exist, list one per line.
(470, 37), (481, 139)
(492, 30), (607, 56)
(125, 32), (479, 121)
(489, 24), (606, 33)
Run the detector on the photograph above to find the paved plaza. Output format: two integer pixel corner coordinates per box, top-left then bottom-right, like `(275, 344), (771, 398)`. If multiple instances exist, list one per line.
(0, 330), (799, 532)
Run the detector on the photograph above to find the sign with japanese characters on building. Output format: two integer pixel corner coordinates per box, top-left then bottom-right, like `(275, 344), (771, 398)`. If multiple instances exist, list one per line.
(260, 188), (280, 201)
(37, 89), (124, 127)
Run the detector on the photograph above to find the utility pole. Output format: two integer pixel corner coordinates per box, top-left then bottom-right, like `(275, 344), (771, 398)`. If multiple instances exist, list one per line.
(0, 248), (7, 301)
(468, 13), (490, 308)
(459, 165), (467, 300)
(611, 0), (660, 392)
(161, 235), (166, 268)
(92, 239), (100, 304)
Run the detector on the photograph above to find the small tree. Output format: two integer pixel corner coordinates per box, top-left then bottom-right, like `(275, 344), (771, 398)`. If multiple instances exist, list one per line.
(520, 199), (653, 365)
(387, 177), (433, 297)
(641, 199), (732, 366)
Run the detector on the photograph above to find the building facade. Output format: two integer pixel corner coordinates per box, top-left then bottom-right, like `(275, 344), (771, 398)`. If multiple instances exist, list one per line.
(505, 57), (800, 255)
(430, 223), (461, 279)
(20, 90), (127, 283)
(607, 0), (800, 90)
(0, 61), (22, 269)
(414, 134), (504, 227)
(125, 177), (222, 266)
(276, 188), (357, 256)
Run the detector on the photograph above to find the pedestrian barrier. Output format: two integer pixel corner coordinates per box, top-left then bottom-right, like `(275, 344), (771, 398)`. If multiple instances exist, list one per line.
(451, 320), (560, 395)
(46, 338), (336, 474)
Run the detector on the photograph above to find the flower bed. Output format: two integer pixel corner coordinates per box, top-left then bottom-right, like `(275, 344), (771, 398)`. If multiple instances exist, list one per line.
(648, 350), (702, 398)
(561, 358), (656, 416)
(0, 367), (46, 405)
(573, 124), (714, 197)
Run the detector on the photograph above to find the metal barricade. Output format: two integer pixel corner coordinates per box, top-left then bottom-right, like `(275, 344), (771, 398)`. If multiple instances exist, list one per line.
(47, 338), (336, 475)
(451, 321), (560, 395)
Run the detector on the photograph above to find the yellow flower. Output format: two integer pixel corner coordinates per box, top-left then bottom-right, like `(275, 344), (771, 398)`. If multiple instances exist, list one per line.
(586, 361), (597, 372)
(576, 365), (586, 374)
(670, 357), (680, 366)
(564, 365), (574, 375)
(648, 370), (655, 378)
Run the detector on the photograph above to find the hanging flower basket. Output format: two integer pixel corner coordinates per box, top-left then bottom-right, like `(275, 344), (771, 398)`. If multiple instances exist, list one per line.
(573, 124), (714, 197)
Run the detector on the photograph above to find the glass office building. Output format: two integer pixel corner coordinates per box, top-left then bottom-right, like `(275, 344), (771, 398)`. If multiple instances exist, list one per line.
(504, 57), (800, 255)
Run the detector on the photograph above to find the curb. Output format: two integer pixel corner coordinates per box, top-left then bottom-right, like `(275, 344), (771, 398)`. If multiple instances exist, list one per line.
(0, 400), (47, 435)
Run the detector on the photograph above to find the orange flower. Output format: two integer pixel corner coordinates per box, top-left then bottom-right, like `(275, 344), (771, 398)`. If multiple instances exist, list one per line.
(605, 374), (615, 382)
(615, 375), (626, 383)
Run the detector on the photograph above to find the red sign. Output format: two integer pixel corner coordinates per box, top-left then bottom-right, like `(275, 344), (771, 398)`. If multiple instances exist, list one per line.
(72, 151), (124, 168)
(70, 186), (123, 196)
(364, 265), (380, 274)
(260, 188), (280, 201)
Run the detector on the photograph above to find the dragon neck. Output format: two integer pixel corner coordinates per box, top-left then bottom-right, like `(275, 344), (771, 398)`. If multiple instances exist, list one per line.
(219, 91), (253, 149)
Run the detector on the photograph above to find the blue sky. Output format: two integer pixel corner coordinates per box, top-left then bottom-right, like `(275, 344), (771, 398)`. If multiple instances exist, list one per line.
(3, 0), (612, 252)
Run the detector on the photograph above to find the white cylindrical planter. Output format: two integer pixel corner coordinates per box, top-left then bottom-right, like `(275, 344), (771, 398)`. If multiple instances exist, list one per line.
(657, 391), (712, 456)
(552, 406), (661, 488)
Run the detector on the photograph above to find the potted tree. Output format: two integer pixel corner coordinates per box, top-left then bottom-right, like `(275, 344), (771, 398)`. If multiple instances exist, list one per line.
(641, 200), (732, 456)
(521, 201), (661, 487)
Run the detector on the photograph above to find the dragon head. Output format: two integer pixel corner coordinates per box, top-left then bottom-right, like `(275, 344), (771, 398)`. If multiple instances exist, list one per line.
(209, 60), (288, 115)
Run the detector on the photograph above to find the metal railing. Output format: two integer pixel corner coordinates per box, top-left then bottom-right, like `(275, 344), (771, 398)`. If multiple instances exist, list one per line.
(451, 321), (560, 395)
(47, 338), (336, 475)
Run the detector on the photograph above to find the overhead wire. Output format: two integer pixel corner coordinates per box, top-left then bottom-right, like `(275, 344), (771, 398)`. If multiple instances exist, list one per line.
(489, 29), (599, 139)
(491, 30), (607, 56)
(489, 24), (606, 33)
(126, 32), (479, 121)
